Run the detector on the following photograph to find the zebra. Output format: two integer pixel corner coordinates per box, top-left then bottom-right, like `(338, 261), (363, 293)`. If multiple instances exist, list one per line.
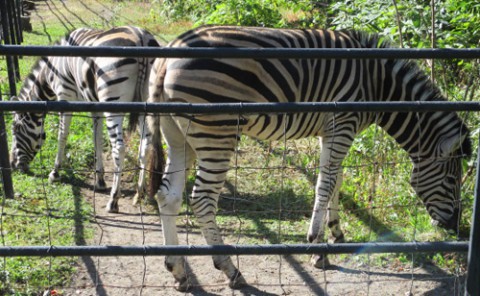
(146, 25), (472, 291)
(10, 25), (160, 213)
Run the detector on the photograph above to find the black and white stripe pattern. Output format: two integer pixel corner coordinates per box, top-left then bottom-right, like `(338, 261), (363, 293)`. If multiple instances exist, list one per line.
(11, 25), (160, 213)
(147, 26), (471, 290)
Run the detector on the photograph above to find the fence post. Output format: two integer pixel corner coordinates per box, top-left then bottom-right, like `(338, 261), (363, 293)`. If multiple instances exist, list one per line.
(14, 0), (23, 44)
(466, 139), (480, 295)
(0, 0), (19, 94)
(0, 0), (16, 199)
(6, 0), (20, 80)
(0, 112), (14, 199)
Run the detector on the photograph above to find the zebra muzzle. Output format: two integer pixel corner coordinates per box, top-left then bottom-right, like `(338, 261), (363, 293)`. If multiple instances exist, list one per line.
(14, 161), (31, 173)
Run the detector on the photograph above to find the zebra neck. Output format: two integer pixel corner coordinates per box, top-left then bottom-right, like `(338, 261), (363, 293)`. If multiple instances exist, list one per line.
(373, 58), (453, 158)
(18, 59), (55, 102)
(377, 111), (421, 156)
(377, 110), (459, 160)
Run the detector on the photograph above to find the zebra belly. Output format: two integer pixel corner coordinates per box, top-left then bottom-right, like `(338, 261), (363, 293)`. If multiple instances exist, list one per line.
(242, 113), (327, 141)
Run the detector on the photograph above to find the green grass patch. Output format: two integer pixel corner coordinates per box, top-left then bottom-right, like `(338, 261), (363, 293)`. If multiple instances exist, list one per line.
(1, 112), (95, 295)
(0, 0), (190, 293)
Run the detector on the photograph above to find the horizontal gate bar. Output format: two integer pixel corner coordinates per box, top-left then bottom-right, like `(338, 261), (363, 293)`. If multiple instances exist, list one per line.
(1, 45), (480, 59)
(2, 101), (480, 114)
(0, 242), (468, 257)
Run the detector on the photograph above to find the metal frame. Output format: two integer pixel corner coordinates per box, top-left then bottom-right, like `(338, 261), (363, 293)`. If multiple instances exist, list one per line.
(0, 242), (469, 257)
(1, 43), (479, 295)
(0, 100), (480, 113)
(1, 44), (480, 59)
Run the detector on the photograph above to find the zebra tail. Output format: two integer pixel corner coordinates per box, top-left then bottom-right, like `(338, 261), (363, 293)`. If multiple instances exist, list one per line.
(146, 113), (164, 199)
(146, 57), (166, 199)
(127, 57), (148, 134)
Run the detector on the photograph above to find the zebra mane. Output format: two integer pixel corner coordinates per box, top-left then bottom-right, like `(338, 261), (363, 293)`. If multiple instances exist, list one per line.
(24, 34), (65, 85)
(29, 56), (49, 72)
(16, 56), (47, 101)
(345, 30), (445, 102)
(18, 31), (76, 101)
(346, 30), (471, 157)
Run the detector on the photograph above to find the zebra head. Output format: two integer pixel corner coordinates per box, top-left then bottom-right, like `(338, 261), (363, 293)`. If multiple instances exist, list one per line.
(10, 57), (54, 173)
(10, 97), (47, 173)
(410, 132), (471, 232)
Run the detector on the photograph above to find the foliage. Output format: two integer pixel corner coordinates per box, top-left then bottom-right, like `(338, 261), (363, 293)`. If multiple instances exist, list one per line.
(198, 0), (285, 27)
(328, 0), (480, 93)
(153, 0), (325, 28)
(328, 0), (480, 48)
(1, 179), (92, 295)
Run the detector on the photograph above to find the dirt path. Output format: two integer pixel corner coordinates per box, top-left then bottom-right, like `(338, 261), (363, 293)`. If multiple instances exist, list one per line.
(63, 196), (465, 296)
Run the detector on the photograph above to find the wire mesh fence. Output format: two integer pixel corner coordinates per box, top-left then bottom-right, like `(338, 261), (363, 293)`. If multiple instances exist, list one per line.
(1, 0), (479, 293)
(0, 102), (478, 295)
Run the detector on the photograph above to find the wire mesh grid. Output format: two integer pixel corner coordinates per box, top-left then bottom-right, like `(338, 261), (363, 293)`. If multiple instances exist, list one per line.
(0, 109), (473, 295)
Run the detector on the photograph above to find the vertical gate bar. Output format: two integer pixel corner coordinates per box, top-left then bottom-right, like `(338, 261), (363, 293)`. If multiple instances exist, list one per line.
(14, 0), (23, 43)
(0, 0), (15, 199)
(0, 112), (14, 199)
(0, 0), (18, 95)
(466, 138), (480, 295)
(6, 0), (20, 80)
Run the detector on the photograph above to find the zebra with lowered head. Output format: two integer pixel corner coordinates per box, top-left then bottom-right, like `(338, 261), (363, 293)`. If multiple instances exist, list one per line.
(146, 25), (472, 291)
(10, 25), (159, 213)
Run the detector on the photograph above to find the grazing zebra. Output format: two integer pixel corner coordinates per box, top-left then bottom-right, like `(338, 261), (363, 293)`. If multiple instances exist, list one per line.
(146, 26), (471, 291)
(10, 26), (159, 213)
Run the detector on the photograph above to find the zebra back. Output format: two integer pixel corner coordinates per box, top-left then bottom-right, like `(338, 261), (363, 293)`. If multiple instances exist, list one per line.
(16, 26), (160, 104)
(158, 26), (470, 156)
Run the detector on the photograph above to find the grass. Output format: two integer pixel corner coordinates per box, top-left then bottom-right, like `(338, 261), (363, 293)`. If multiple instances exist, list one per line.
(0, 0), (476, 294)
(0, 1), (191, 294)
(1, 172), (93, 294)
(1, 111), (96, 295)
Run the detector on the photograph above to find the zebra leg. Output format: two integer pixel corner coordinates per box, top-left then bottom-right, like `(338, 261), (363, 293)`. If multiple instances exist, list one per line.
(92, 114), (107, 191)
(308, 134), (351, 269)
(327, 174), (345, 244)
(186, 127), (246, 289)
(189, 161), (246, 289)
(156, 116), (196, 291)
(105, 113), (125, 213)
(49, 112), (72, 183)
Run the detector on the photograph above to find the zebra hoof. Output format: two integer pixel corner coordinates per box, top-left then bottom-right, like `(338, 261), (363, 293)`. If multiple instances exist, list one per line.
(95, 179), (107, 191)
(174, 277), (191, 292)
(132, 193), (140, 206)
(145, 196), (158, 206)
(229, 271), (247, 289)
(106, 200), (119, 213)
(311, 254), (330, 269)
(48, 171), (60, 183)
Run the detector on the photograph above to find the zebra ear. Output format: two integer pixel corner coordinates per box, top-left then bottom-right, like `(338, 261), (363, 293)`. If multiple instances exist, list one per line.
(10, 96), (19, 101)
(439, 135), (465, 157)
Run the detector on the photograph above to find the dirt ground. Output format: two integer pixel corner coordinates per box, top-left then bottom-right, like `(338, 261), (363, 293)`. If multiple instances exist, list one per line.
(24, 1), (467, 295)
